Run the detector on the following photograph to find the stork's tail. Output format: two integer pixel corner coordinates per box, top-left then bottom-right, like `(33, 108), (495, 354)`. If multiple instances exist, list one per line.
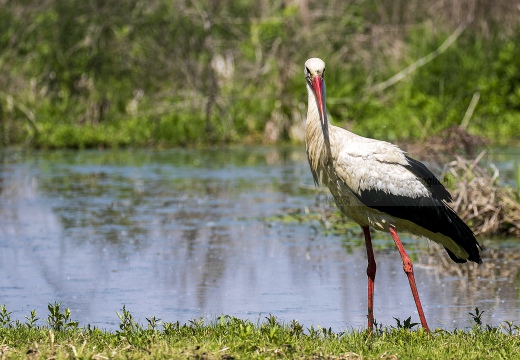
(440, 204), (483, 264)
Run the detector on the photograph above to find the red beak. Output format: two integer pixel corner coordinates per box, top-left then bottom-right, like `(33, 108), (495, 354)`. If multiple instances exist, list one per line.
(311, 75), (326, 125)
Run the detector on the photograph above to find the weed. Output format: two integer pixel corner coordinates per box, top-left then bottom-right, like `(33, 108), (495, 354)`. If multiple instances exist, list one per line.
(393, 316), (420, 330)
(307, 325), (320, 339)
(116, 305), (141, 335)
(46, 302), (79, 331)
(162, 321), (181, 335)
(501, 321), (519, 336)
(469, 307), (484, 327)
(288, 319), (304, 338)
(146, 316), (162, 332)
(318, 325), (338, 338)
(0, 305), (13, 328)
(25, 310), (39, 329)
(373, 318), (384, 335)
(261, 315), (282, 342)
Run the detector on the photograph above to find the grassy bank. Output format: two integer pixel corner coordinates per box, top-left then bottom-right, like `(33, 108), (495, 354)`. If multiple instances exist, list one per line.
(1, 304), (519, 359)
(1, 1), (520, 149)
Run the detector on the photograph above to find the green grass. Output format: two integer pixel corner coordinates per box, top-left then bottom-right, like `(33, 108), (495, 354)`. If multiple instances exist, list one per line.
(1, 304), (519, 359)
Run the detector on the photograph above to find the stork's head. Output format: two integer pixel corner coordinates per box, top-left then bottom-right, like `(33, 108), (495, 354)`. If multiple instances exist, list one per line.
(304, 58), (326, 125)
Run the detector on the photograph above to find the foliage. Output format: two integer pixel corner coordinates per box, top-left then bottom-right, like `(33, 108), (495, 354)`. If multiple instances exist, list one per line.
(393, 316), (420, 330)
(0, 304), (520, 359)
(469, 307), (485, 327)
(0, 0), (519, 148)
(0, 305), (13, 328)
(351, 29), (520, 143)
(116, 305), (141, 336)
(46, 302), (79, 332)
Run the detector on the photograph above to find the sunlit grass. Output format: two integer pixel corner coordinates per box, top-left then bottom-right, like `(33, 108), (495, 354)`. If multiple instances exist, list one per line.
(1, 304), (519, 359)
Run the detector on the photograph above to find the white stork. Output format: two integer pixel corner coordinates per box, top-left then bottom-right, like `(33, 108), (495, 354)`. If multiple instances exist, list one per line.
(304, 57), (482, 332)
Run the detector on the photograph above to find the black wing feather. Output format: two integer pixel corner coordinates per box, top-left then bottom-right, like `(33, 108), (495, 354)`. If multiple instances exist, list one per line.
(353, 156), (482, 264)
(404, 156), (452, 202)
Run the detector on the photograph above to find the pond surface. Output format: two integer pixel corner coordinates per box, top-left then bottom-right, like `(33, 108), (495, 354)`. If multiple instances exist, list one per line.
(0, 147), (519, 331)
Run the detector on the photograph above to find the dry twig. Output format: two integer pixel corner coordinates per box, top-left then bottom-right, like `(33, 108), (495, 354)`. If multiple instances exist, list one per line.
(445, 153), (520, 236)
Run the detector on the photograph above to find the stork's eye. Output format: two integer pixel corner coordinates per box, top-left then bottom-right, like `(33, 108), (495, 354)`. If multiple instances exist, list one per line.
(305, 67), (310, 76)
(322, 68), (325, 76)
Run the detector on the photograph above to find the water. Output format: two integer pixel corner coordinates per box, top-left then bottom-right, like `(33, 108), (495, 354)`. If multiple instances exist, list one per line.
(0, 147), (518, 331)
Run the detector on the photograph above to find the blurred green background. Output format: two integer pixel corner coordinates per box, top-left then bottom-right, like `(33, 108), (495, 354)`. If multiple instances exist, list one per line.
(1, 0), (519, 148)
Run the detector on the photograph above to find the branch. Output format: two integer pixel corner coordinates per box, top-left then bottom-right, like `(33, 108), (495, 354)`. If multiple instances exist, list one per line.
(368, 15), (474, 94)
(460, 91), (480, 130)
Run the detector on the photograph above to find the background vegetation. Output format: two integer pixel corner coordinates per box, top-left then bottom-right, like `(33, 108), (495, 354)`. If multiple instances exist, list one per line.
(1, 0), (519, 148)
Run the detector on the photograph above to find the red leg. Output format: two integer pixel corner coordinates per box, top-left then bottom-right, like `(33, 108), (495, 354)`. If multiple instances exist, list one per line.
(362, 226), (376, 332)
(389, 226), (430, 332)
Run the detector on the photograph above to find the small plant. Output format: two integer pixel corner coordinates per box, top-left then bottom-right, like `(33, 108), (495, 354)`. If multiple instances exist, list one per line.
(188, 317), (204, 329)
(307, 325), (319, 339)
(232, 318), (254, 339)
(469, 307), (484, 327)
(25, 310), (39, 329)
(318, 325), (337, 338)
(146, 316), (162, 332)
(501, 321), (519, 336)
(261, 315), (282, 341)
(163, 321), (181, 335)
(116, 305), (141, 334)
(394, 316), (419, 330)
(46, 302), (79, 331)
(0, 304), (13, 328)
(288, 319), (304, 337)
(373, 318), (384, 335)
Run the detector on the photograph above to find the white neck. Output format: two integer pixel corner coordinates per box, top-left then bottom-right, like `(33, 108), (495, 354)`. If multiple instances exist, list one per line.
(305, 81), (331, 185)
